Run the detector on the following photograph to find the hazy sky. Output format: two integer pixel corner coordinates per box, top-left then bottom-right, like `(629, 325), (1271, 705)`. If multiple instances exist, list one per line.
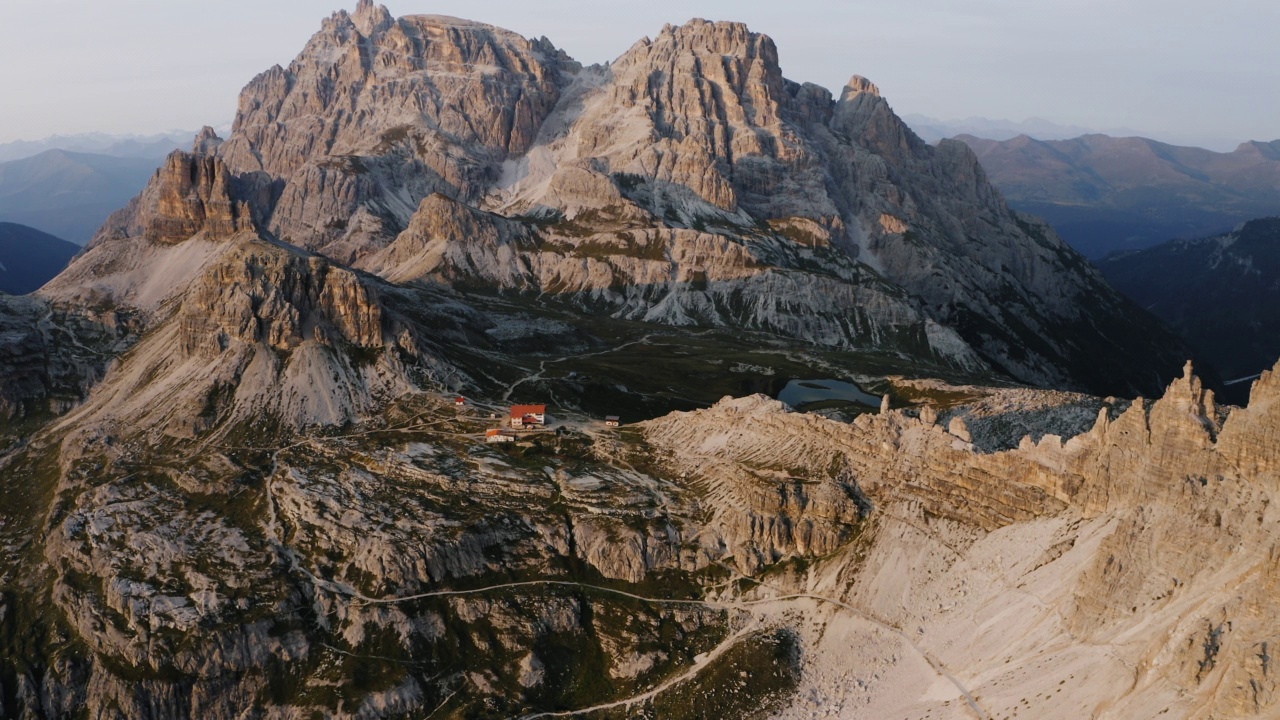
(2, 0), (1276, 150)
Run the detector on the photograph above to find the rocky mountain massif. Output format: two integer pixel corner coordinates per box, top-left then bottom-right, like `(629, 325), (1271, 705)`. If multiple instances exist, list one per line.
(957, 133), (1280, 258)
(145, 1), (1190, 398)
(1, 3), (1273, 719)
(1098, 217), (1280, 393)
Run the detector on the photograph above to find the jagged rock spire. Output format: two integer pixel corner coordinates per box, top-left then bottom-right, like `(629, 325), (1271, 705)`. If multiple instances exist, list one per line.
(840, 74), (881, 100)
(351, 0), (392, 35)
(191, 126), (223, 154)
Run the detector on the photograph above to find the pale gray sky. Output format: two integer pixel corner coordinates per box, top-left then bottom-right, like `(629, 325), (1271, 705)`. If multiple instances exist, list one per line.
(2, 0), (1276, 150)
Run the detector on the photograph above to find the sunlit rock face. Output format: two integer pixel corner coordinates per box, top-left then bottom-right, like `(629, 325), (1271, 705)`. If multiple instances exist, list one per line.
(197, 4), (1191, 397)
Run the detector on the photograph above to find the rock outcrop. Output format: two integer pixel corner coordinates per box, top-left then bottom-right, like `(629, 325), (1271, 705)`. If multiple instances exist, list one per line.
(355, 192), (984, 369)
(643, 360), (1280, 718)
(216, 7), (572, 261)
(191, 126), (224, 155)
(0, 294), (122, 421)
(38, 151), (265, 316)
(51, 237), (466, 435)
(142, 152), (255, 245)
(178, 244), (384, 356)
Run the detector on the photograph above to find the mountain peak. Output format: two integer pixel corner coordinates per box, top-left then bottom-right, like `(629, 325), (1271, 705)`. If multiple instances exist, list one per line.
(191, 126), (223, 154)
(644, 18), (776, 63)
(1233, 139), (1280, 160)
(144, 152), (254, 244)
(351, 0), (392, 35)
(662, 17), (752, 35)
(840, 74), (881, 100)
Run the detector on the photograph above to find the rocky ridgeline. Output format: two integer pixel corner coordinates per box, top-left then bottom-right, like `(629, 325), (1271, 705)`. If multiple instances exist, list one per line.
(26, 145), (471, 433)
(51, 236), (467, 434)
(643, 361), (1280, 717)
(38, 151), (265, 316)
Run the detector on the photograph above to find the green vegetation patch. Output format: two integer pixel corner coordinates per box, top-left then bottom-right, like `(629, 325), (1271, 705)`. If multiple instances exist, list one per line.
(588, 628), (802, 720)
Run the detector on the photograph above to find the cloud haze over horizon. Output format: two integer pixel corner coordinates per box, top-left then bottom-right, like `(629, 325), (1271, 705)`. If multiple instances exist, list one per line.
(2, 0), (1276, 151)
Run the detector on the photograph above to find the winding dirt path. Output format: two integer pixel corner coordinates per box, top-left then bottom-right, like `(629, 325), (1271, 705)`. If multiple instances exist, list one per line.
(268, 566), (991, 720)
(255, 399), (991, 720)
(501, 333), (657, 402)
(514, 622), (760, 720)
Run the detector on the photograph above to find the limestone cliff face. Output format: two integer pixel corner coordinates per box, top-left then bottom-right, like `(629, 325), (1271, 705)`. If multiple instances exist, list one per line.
(90, 151), (257, 246)
(355, 192), (985, 370)
(1219, 365), (1280, 480)
(178, 244), (383, 356)
(578, 19), (803, 214)
(199, 6), (1188, 396)
(482, 19), (1189, 395)
(221, 4), (565, 179)
(143, 152), (256, 244)
(38, 151), (265, 316)
(638, 395), (872, 573)
(216, 4), (571, 261)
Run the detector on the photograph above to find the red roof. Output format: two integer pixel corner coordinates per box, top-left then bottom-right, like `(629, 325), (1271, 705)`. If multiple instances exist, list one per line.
(510, 404), (546, 418)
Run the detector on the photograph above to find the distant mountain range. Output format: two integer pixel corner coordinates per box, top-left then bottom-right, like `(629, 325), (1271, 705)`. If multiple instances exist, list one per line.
(902, 114), (1143, 144)
(0, 130), (203, 163)
(0, 222), (78, 294)
(1097, 217), (1280, 397)
(957, 134), (1280, 258)
(0, 149), (169, 245)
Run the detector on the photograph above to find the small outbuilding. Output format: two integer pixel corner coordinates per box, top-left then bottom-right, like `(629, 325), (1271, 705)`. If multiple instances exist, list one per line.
(604, 416), (621, 427)
(455, 397), (467, 406)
